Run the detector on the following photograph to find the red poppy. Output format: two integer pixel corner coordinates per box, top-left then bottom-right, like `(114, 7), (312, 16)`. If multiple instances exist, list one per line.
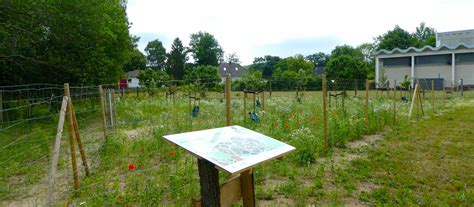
(128, 164), (135, 171)
(284, 124), (289, 129)
(170, 150), (175, 155)
(312, 115), (319, 119)
(117, 195), (123, 200)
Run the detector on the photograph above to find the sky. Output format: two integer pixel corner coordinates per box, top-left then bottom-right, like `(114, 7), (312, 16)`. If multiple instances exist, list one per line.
(126, 0), (474, 65)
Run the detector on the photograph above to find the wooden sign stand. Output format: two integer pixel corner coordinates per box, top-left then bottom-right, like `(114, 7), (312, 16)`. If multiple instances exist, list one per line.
(193, 74), (256, 207)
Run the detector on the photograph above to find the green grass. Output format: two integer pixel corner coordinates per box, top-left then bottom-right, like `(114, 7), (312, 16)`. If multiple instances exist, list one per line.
(327, 105), (474, 206)
(1, 89), (473, 205)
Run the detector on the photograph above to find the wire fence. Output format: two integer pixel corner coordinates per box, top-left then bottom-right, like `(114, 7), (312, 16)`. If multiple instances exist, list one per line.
(0, 77), (472, 206)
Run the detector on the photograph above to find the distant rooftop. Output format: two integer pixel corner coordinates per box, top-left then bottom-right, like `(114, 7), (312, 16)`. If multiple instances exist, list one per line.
(218, 62), (247, 78)
(436, 29), (474, 47)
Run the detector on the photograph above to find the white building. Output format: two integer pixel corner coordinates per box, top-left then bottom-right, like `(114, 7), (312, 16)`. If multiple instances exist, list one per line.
(126, 70), (141, 88)
(375, 29), (474, 88)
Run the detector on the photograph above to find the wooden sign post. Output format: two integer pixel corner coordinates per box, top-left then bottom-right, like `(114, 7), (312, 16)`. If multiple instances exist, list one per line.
(99, 85), (107, 139)
(164, 126), (295, 207)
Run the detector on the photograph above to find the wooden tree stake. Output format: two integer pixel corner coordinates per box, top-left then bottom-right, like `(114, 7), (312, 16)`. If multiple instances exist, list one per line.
(365, 80), (369, 131)
(393, 80), (397, 125)
(63, 83), (79, 191)
(47, 96), (68, 206)
(0, 90), (3, 122)
(431, 80), (435, 112)
(226, 74), (231, 126)
(408, 83), (419, 119)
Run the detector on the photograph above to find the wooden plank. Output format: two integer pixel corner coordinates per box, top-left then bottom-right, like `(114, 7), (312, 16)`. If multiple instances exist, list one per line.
(220, 175), (242, 206)
(322, 76), (328, 148)
(63, 83), (79, 191)
(240, 169), (255, 207)
(47, 96), (68, 207)
(98, 85), (107, 138)
(226, 74), (231, 126)
(198, 159), (220, 207)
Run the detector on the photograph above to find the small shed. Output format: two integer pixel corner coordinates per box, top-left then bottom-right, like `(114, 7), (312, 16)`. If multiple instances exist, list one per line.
(126, 70), (141, 88)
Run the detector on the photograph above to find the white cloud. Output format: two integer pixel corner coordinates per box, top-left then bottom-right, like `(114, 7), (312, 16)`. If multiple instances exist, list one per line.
(127, 0), (474, 64)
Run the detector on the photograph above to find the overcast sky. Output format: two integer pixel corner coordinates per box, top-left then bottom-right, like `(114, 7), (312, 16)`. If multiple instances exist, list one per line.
(127, 0), (474, 65)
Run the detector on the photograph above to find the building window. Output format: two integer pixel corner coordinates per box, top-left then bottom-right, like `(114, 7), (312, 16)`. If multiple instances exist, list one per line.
(223, 67), (227, 71)
(128, 79), (132, 83)
(456, 52), (474, 64)
(382, 57), (411, 67)
(235, 67), (238, 71)
(415, 54), (451, 66)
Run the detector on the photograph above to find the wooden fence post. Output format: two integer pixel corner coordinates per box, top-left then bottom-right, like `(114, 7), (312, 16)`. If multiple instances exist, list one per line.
(0, 89), (3, 122)
(431, 80), (435, 112)
(99, 86), (107, 139)
(243, 92), (247, 121)
(226, 74), (231, 126)
(261, 91), (265, 111)
(460, 78), (464, 97)
(365, 80), (369, 131)
(108, 89), (114, 128)
(393, 80), (397, 125)
(354, 79), (358, 97)
(63, 83), (79, 191)
(47, 96), (68, 207)
(322, 76), (328, 148)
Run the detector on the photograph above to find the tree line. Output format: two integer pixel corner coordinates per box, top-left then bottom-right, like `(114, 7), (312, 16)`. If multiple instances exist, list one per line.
(0, 0), (436, 89)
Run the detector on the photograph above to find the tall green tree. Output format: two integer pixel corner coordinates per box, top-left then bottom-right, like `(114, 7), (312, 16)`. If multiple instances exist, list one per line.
(325, 56), (367, 80)
(325, 45), (368, 80)
(273, 55), (314, 89)
(166, 37), (188, 80)
(124, 49), (146, 72)
(225, 52), (241, 64)
(124, 35), (146, 72)
(189, 31), (223, 66)
(305, 52), (329, 67)
(375, 25), (417, 51)
(414, 22), (436, 47)
(248, 55), (281, 78)
(0, 0), (133, 85)
(145, 39), (167, 70)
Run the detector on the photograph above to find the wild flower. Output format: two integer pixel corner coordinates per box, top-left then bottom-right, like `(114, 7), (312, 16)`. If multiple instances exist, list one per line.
(128, 164), (135, 171)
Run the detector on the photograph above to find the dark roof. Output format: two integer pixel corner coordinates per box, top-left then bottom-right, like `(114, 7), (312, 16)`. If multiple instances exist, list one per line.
(127, 70), (141, 78)
(218, 63), (247, 77)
